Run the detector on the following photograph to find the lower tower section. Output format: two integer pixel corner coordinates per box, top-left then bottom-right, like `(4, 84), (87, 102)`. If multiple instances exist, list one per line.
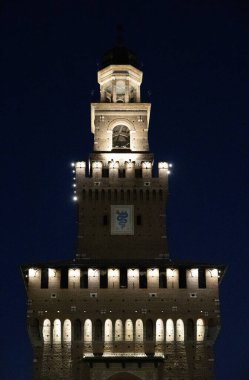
(22, 261), (224, 380)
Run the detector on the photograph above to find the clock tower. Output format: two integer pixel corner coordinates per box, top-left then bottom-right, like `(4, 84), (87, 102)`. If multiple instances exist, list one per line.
(22, 44), (225, 380)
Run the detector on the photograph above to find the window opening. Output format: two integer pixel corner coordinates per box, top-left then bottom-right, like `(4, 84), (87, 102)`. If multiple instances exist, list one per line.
(112, 125), (130, 148)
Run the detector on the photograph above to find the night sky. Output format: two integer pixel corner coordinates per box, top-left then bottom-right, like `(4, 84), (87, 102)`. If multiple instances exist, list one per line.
(1, 1), (249, 379)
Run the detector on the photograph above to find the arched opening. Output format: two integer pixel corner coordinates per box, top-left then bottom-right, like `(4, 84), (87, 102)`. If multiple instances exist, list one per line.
(125, 319), (133, 341)
(63, 319), (71, 342)
(176, 319), (184, 342)
(166, 319), (174, 342)
(94, 319), (102, 341)
(74, 319), (82, 341)
(115, 319), (123, 341)
(186, 319), (194, 341)
(197, 318), (205, 342)
(112, 125), (130, 149)
(135, 319), (143, 342)
(84, 319), (92, 342)
(156, 319), (164, 342)
(53, 319), (61, 343)
(43, 319), (51, 343)
(104, 319), (113, 342)
(146, 319), (153, 341)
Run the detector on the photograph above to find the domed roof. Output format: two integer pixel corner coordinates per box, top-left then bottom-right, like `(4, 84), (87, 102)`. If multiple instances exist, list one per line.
(101, 45), (140, 69)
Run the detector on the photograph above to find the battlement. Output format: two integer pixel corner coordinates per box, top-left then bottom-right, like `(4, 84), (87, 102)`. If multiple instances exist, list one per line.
(24, 265), (223, 290)
(75, 161), (170, 178)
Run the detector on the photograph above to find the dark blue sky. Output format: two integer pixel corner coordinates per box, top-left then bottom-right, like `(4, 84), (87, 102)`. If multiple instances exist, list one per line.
(1, 0), (249, 379)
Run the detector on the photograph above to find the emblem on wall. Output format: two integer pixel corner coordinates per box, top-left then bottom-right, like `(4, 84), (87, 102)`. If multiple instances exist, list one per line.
(111, 205), (134, 235)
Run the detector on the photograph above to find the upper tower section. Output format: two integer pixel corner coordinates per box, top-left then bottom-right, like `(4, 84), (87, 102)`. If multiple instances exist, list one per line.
(98, 45), (142, 104)
(91, 45), (151, 160)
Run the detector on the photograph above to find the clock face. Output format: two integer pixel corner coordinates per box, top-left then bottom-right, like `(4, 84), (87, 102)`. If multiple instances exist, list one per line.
(112, 125), (130, 148)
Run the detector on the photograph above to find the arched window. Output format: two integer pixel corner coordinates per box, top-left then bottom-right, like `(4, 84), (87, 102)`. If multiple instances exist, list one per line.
(125, 319), (133, 341)
(84, 319), (92, 342)
(166, 319), (174, 342)
(43, 319), (51, 343)
(197, 318), (205, 342)
(156, 319), (164, 342)
(53, 319), (61, 343)
(115, 319), (123, 341)
(104, 319), (113, 342)
(63, 319), (71, 342)
(135, 319), (143, 342)
(112, 125), (130, 149)
(127, 189), (131, 201)
(176, 319), (184, 342)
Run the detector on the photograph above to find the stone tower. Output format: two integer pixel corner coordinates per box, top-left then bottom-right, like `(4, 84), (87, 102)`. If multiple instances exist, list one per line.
(22, 45), (225, 380)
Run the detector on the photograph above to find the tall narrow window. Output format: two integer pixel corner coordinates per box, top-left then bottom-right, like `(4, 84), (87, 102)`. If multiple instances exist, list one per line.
(84, 319), (92, 342)
(156, 319), (164, 342)
(176, 319), (184, 342)
(115, 319), (123, 341)
(166, 319), (174, 342)
(43, 319), (51, 343)
(197, 318), (205, 341)
(63, 319), (71, 342)
(104, 319), (113, 342)
(125, 319), (133, 341)
(53, 319), (61, 343)
(135, 319), (143, 342)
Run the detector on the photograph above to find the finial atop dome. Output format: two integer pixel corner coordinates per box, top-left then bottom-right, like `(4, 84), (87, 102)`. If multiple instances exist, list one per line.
(101, 27), (139, 69)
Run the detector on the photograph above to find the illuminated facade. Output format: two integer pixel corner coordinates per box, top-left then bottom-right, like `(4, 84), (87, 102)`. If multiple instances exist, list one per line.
(22, 45), (225, 380)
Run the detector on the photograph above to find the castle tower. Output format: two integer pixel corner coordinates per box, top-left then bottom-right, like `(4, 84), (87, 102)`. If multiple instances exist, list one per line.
(22, 45), (225, 380)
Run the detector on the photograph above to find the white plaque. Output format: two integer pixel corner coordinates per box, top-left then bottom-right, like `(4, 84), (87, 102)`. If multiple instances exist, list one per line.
(111, 205), (134, 235)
